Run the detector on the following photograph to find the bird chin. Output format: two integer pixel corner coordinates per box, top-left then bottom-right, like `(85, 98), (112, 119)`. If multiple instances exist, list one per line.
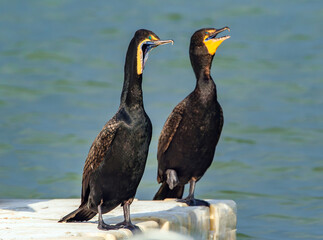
(142, 44), (155, 71)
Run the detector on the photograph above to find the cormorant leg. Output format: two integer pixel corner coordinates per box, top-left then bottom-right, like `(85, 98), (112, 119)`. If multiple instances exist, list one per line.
(177, 179), (209, 207)
(188, 178), (196, 200)
(116, 200), (141, 233)
(97, 200), (117, 230)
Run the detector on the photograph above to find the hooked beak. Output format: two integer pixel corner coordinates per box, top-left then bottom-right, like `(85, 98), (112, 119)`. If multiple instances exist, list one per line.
(206, 26), (231, 41)
(145, 39), (174, 47)
(140, 39), (174, 74)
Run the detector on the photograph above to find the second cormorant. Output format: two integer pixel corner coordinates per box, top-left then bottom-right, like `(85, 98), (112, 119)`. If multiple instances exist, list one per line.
(153, 27), (230, 206)
(59, 29), (173, 231)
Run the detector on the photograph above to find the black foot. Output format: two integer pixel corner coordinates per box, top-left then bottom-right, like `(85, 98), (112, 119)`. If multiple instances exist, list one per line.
(177, 198), (210, 207)
(98, 222), (118, 231)
(116, 221), (141, 233)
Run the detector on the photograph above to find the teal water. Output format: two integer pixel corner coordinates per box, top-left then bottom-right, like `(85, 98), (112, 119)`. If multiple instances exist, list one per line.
(0, 0), (322, 239)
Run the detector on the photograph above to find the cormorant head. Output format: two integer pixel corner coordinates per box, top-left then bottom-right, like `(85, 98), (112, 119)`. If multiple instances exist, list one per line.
(132, 29), (173, 75)
(190, 27), (230, 56)
(189, 27), (230, 77)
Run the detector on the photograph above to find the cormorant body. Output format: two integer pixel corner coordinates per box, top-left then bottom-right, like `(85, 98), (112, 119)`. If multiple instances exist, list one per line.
(59, 29), (173, 230)
(153, 27), (230, 206)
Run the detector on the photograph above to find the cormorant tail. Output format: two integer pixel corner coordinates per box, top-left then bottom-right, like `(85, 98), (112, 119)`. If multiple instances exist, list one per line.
(153, 182), (185, 200)
(58, 206), (96, 223)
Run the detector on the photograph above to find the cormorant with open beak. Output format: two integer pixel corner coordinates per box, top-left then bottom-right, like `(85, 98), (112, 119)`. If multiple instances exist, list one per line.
(153, 27), (230, 206)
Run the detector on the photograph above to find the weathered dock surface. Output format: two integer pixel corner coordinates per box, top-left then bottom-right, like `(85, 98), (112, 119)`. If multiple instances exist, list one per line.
(0, 199), (236, 240)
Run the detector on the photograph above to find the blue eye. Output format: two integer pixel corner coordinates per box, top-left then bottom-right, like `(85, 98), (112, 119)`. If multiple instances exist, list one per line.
(205, 32), (209, 35)
(148, 36), (152, 40)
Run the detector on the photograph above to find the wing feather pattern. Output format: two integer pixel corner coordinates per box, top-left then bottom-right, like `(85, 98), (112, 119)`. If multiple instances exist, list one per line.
(157, 103), (185, 182)
(158, 104), (185, 156)
(81, 117), (120, 204)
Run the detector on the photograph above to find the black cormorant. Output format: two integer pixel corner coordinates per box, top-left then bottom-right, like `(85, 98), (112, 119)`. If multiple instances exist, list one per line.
(153, 27), (230, 206)
(59, 29), (173, 231)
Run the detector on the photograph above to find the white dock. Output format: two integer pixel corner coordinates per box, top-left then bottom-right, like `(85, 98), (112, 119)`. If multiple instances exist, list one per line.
(0, 199), (236, 240)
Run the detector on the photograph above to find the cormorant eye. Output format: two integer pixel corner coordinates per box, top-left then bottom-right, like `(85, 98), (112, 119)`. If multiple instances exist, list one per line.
(148, 36), (152, 40)
(205, 32), (209, 35)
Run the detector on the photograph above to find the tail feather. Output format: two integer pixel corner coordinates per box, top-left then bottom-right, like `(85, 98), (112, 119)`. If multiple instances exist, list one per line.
(58, 206), (97, 223)
(153, 182), (184, 200)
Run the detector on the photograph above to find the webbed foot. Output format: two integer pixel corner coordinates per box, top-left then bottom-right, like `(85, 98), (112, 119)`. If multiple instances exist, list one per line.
(177, 197), (210, 207)
(116, 220), (141, 233)
(98, 222), (118, 231)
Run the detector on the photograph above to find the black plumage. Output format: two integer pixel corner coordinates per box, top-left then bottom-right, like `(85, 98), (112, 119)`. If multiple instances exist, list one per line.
(59, 29), (173, 231)
(153, 27), (230, 206)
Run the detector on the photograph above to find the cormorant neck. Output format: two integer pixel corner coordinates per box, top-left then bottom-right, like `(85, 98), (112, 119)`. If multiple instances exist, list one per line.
(190, 53), (214, 81)
(190, 53), (217, 98)
(120, 38), (144, 109)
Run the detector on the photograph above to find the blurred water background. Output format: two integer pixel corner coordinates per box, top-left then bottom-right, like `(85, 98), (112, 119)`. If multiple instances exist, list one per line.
(0, 0), (322, 239)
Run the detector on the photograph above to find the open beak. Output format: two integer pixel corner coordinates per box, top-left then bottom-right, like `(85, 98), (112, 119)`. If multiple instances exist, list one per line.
(204, 26), (230, 55)
(206, 26), (231, 41)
